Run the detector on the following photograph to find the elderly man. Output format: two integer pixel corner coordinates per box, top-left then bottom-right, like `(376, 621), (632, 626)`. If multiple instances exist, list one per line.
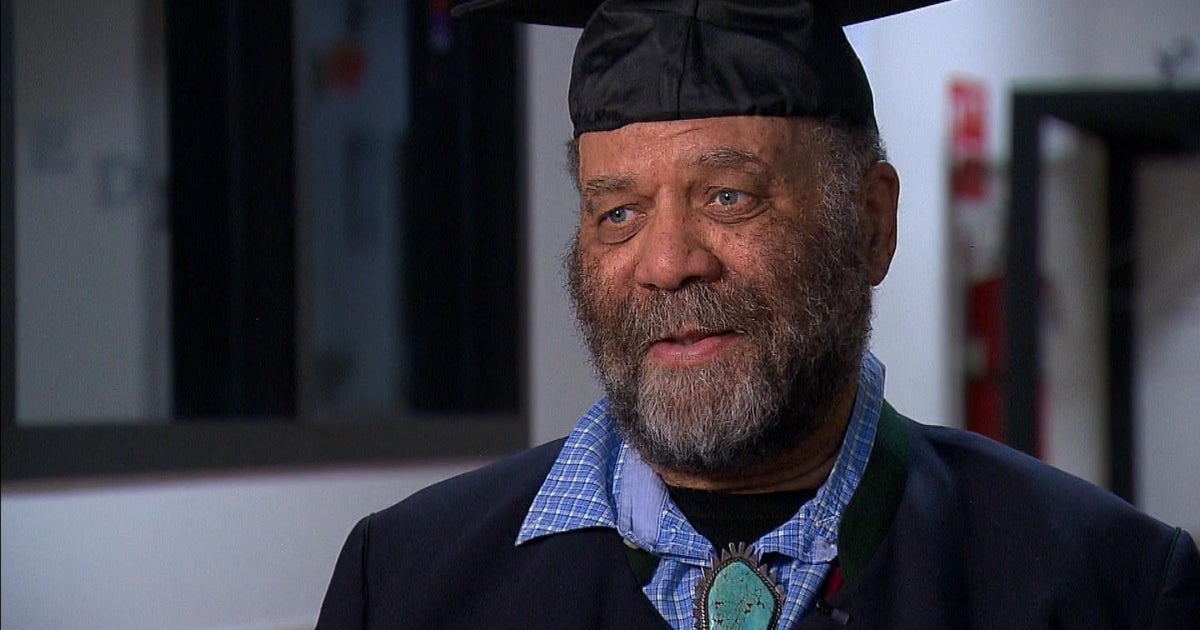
(317, 1), (1200, 628)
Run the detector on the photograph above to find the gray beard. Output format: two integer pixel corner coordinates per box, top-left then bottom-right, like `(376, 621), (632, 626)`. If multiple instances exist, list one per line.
(566, 200), (873, 476)
(626, 334), (795, 474)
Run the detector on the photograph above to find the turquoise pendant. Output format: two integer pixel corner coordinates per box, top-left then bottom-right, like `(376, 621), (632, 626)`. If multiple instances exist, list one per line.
(693, 542), (783, 630)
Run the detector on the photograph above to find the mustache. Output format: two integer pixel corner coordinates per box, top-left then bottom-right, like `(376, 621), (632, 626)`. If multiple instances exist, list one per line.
(604, 282), (770, 353)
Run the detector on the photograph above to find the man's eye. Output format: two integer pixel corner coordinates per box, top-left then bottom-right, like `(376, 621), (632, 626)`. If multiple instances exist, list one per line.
(715, 189), (743, 206)
(605, 206), (632, 224)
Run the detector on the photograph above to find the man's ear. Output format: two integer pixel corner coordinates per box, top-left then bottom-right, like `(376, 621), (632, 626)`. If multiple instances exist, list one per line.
(860, 161), (899, 286)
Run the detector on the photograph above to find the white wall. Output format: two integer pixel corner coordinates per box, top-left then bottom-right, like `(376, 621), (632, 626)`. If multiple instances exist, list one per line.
(852, 0), (1199, 432)
(1135, 155), (1200, 537)
(4, 2), (1199, 629)
(1, 464), (479, 630)
(524, 25), (598, 444)
(14, 0), (171, 423)
(853, 0), (1091, 428)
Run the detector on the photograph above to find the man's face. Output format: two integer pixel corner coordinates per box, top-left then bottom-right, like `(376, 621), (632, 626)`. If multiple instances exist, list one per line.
(567, 116), (876, 475)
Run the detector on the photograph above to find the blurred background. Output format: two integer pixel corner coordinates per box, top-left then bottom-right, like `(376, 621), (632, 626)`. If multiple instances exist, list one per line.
(2, 0), (1198, 628)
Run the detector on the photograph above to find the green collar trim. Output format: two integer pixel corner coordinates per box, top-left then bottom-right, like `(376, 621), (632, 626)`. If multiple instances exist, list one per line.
(837, 401), (910, 582)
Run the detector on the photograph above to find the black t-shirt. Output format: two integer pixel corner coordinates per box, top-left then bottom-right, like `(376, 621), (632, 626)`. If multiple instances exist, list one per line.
(666, 485), (816, 553)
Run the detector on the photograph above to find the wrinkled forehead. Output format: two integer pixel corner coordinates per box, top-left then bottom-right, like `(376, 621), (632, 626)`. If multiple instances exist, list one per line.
(573, 116), (828, 197)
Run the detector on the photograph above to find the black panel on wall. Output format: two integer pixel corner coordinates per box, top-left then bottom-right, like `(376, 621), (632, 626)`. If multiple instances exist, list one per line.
(400, 5), (520, 412)
(165, 2), (297, 418)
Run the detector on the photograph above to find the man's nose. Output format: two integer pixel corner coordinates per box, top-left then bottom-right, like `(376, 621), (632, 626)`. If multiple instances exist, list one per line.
(632, 210), (722, 291)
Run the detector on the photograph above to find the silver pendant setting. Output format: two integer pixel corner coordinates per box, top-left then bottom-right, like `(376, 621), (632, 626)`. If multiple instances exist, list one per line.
(692, 542), (784, 630)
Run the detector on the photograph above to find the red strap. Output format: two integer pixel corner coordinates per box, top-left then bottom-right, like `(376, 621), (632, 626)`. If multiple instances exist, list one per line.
(821, 562), (844, 599)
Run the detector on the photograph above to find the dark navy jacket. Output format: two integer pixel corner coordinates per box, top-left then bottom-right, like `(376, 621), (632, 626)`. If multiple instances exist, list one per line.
(317, 405), (1200, 629)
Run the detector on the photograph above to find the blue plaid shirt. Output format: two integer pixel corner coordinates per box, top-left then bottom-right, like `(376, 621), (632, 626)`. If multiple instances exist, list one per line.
(517, 353), (886, 630)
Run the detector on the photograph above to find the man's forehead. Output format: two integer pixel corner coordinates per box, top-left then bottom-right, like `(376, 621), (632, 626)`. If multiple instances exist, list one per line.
(576, 116), (819, 170)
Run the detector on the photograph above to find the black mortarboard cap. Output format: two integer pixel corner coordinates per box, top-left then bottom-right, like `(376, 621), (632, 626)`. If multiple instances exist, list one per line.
(453, 0), (948, 135)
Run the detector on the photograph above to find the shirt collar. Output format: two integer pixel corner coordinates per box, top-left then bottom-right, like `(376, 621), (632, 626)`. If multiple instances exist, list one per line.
(517, 352), (886, 558)
(516, 398), (622, 543)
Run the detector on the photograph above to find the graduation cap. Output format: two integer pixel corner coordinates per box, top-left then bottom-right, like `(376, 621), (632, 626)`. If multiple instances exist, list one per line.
(452, 0), (949, 135)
